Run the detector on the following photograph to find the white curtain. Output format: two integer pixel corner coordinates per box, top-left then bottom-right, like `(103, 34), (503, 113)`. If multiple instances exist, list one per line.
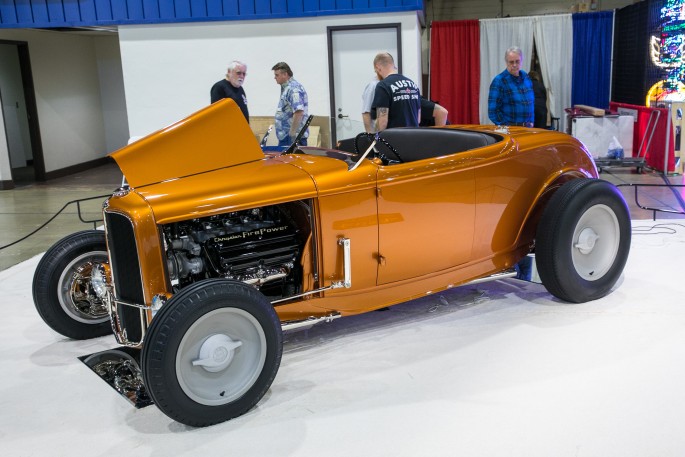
(479, 17), (535, 125)
(534, 14), (573, 128)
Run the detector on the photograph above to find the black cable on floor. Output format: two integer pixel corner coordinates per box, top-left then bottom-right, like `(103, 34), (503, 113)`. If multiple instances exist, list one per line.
(632, 222), (685, 235)
(0, 194), (110, 251)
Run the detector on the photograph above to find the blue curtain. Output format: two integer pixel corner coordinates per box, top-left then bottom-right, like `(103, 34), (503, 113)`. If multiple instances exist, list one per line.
(572, 12), (614, 108)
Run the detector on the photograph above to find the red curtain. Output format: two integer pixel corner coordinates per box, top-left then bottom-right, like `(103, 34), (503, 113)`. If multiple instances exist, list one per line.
(429, 20), (480, 124)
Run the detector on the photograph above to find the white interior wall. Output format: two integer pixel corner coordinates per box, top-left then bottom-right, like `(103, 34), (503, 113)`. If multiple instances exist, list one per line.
(0, 29), (109, 175)
(118, 12), (422, 138)
(93, 36), (129, 153)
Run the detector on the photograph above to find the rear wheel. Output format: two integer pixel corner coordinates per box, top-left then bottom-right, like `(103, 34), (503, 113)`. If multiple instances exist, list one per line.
(141, 279), (282, 427)
(32, 230), (111, 339)
(536, 179), (631, 303)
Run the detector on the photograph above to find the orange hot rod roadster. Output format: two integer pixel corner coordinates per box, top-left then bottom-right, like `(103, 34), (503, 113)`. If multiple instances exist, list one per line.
(32, 99), (631, 426)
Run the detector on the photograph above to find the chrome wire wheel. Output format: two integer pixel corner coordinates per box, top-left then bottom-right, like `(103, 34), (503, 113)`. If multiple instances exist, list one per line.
(33, 230), (113, 339)
(57, 252), (110, 324)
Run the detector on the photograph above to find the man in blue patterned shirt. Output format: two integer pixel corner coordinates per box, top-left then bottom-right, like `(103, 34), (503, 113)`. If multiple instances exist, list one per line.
(272, 62), (309, 147)
(487, 47), (534, 127)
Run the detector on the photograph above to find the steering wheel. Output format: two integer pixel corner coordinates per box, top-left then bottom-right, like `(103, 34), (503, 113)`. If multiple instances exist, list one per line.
(353, 132), (373, 154)
(353, 132), (405, 164)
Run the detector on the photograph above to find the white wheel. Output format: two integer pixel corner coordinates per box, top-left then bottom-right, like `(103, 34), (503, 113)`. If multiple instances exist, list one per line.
(176, 308), (267, 405)
(571, 204), (621, 281)
(142, 279), (282, 427)
(536, 179), (631, 303)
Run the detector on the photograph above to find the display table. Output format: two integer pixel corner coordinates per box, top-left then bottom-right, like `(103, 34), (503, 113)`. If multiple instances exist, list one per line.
(608, 102), (676, 173)
(567, 113), (634, 159)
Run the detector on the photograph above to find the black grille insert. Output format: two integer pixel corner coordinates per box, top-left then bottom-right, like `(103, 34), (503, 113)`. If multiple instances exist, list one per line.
(105, 211), (144, 342)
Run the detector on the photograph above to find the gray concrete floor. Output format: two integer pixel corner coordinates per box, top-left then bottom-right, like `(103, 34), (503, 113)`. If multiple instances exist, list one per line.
(0, 161), (684, 272)
(601, 166), (685, 219)
(0, 162), (123, 271)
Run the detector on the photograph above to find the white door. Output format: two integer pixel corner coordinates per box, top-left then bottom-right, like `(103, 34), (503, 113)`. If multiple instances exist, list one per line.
(330, 26), (399, 144)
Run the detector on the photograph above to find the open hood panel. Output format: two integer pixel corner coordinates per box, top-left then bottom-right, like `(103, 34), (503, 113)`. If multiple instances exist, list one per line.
(110, 99), (264, 188)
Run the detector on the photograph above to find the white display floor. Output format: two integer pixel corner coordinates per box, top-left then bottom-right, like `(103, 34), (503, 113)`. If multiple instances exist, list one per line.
(2, 219), (685, 456)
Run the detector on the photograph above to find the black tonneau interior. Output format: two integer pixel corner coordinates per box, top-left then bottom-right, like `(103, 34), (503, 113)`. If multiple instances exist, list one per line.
(338, 127), (502, 162)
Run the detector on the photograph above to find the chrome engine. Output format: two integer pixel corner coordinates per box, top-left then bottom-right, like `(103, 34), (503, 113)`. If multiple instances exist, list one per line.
(162, 202), (309, 298)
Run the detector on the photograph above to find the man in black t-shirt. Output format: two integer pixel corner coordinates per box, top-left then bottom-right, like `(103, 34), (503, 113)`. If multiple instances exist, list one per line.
(419, 98), (449, 127)
(210, 60), (249, 123)
(371, 52), (421, 131)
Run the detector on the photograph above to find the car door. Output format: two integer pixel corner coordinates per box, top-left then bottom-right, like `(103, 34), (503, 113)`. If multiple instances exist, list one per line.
(375, 155), (476, 285)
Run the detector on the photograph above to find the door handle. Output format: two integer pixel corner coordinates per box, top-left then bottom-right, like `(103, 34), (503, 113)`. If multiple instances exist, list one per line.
(338, 113), (349, 119)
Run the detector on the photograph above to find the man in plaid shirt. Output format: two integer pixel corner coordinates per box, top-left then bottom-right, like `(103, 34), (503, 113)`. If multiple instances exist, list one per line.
(488, 47), (534, 127)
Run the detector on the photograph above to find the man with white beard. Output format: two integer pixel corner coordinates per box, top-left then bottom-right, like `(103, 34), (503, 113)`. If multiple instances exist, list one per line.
(211, 60), (249, 123)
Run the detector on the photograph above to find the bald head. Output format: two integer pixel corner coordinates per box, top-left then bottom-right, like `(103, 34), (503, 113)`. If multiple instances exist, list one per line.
(373, 52), (398, 79)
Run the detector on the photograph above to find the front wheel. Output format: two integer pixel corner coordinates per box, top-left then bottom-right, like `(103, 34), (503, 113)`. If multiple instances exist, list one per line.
(141, 279), (283, 427)
(32, 230), (111, 339)
(536, 179), (631, 303)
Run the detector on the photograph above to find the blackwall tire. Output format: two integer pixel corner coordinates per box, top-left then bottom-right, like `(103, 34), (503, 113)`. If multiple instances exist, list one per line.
(31, 230), (111, 339)
(536, 179), (631, 303)
(141, 279), (283, 427)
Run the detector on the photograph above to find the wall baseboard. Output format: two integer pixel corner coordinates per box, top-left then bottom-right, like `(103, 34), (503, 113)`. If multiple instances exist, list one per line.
(44, 157), (112, 181)
(0, 180), (15, 190)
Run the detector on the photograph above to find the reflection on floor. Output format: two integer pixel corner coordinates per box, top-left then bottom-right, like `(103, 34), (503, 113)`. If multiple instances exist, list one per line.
(79, 346), (152, 408)
(1, 219), (685, 456)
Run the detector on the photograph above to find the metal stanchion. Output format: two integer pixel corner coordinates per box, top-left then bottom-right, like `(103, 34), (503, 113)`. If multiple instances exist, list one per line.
(664, 101), (672, 176)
